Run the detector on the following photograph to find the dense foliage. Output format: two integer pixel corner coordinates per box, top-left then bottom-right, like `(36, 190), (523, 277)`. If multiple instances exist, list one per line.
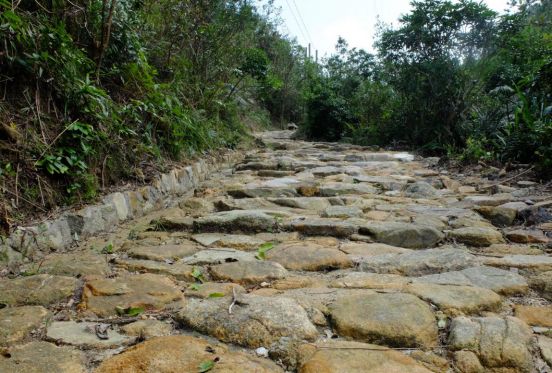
(300, 0), (552, 177)
(0, 0), (305, 224)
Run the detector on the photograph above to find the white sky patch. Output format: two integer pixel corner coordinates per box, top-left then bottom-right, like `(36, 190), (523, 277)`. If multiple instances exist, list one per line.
(262, 0), (511, 56)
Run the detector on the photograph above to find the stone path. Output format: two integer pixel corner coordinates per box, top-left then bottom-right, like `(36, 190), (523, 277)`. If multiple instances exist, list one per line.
(1, 130), (552, 372)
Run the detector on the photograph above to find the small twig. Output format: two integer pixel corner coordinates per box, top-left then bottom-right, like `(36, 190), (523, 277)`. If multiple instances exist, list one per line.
(14, 163), (19, 208)
(480, 166), (535, 190)
(228, 287), (237, 314)
(37, 175), (45, 207)
(3, 188), (48, 212)
(101, 155), (108, 189)
(35, 120), (78, 164)
(306, 343), (452, 352)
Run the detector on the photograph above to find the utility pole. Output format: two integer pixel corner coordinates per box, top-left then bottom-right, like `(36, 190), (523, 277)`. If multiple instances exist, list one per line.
(315, 49), (318, 63)
(308, 43), (311, 59)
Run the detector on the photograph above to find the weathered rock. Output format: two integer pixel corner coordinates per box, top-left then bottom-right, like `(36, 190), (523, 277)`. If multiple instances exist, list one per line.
(176, 295), (318, 348)
(268, 197), (332, 211)
(209, 260), (288, 284)
(120, 320), (172, 339)
(506, 229), (549, 244)
(0, 274), (77, 306)
(288, 218), (358, 237)
(193, 210), (278, 233)
(461, 194), (513, 207)
(414, 266), (528, 295)
(406, 283), (502, 314)
(0, 341), (86, 373)
(514, 305), (552, 327)
(228, 186), (298, 198)
(127, 244), (198, 261)
(46, 321), (134, 349)
(448, 316), (533, 372)
(483, 254), (552, 272)
(80, 273), (182, 316)
(538, 336), (552, 367)
(181, 248), (256, 265)
(178, 197), (214, 213)
(150, 209), (193, 230)
(359, 222), (443, 248)
(0, 306), (51, 346)
(191, 233), (265, 250)
(339, 242), (411, 257)
(297, 340), (433, 373)
(272, 276), (329, 290)
(476, 202), (527, 227)
(330, 272), (409, 290)
(448, 227), (505, 247)
(453, 350), (485, 373)
(410, 350), (450, 373)
(358, 248), (477, 276)
(113, 258), (195, 281)
(476, 243), (544, 256)
(184, 282), (245, 298)
(321, 206), (363, 218)
(529, 271), (552, 300)
(266, 242), (352, 271)
(329, 292), (437, 348)
(404, 181), (438, 198)
(95, 335), (284, 373)
(37, 252), (110, 276)
(318, 182), (378, 196)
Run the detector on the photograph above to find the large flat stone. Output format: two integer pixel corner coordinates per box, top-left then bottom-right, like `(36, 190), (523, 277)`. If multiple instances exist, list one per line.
(514, 305), (552, 327)
(482, 254), (552, 272)
(113, 258), (195, 281)
(448, 227), (505, 247)
(37, 252), (110, 276)
(266, 242), (352, 271)
(358, 248), (477, 276)
(298, 340), (433, 373)
(0, 341), (86, 373)
(193, 210), (278, 233)
(330, 272), (409, 290)
(0, 306), (51, 346)
(448, 316), (533, 372)
(0, 274), (77, 306)
(209, 260), (288, 284)
(191, 233), (265, 250)
(127, 244), (198, 261)
(268, 197), (332, 211)
(46, 321), (134, 349)
(95, 335), (284, 373)
(80, 273), (182, 317)
(181, 248), (256, 265)
(359, 222), (443, 248)
(406, 283), (502, 314)
(176, 295), (318, 348)
(529, 271), (552, 300)
(329, 292), (437, 348)
(414, 266), (528, 295)
(287, 218), (358, 237)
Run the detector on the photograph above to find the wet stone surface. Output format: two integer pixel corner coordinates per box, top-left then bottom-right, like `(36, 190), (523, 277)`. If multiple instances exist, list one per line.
(1, 130), (551, 372)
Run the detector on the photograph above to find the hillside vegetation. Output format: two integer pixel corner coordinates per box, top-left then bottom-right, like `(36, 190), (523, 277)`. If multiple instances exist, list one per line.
(0, 0), (551, 230)
(0, 0), (306, 228)
(300, 0), (552, 176)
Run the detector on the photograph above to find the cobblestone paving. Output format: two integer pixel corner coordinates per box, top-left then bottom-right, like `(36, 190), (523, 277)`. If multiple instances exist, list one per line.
(1, 131), (552, 372)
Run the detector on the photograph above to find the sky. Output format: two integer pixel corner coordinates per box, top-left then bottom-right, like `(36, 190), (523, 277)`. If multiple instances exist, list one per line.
(263, 0), (512, 57)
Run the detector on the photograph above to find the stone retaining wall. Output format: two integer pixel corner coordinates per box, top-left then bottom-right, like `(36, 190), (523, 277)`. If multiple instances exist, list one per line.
(1, 151), (244, 267)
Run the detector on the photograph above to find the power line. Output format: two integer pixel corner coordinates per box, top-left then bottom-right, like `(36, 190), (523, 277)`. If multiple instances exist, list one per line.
(284, 0), (309, 44)
(291, 0), (313, 43)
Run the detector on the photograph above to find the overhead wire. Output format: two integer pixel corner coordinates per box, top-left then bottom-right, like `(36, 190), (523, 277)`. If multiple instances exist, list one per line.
(284, 0), (309, 45)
